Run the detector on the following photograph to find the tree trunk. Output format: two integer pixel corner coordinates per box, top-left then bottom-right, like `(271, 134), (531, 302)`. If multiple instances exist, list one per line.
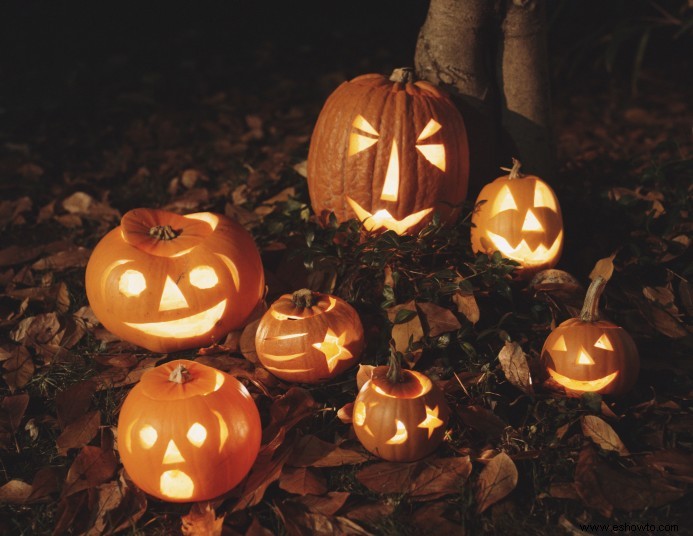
(415, 0), (554, 191)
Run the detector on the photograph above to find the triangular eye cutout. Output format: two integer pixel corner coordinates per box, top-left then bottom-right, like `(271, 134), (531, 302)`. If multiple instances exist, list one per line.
(522, 209), (544, 231)
(491, 186), (518, 215)
(159, 276), (189, 311)
(417, 119), (442, 141)
(348, 115), (380, 156)
(594, 334), (613, 350)
(352, 114), (379, 136)
(534, 181), (558, 211)
(551, 335), (567, 351)
(576, 348), (595, 365)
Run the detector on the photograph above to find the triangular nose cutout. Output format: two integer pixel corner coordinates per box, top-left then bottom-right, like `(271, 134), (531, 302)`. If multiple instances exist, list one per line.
(159, 276), (189, 311)
(163, 439), (186, 464)
(522, 209), (543, 231)
(380, 141), (399, 202)
(576, 348), (595, 365)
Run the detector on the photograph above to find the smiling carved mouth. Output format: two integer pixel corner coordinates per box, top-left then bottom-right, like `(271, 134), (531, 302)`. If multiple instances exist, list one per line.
(486, 230), (563, 265)
(346, 196), (432, 235)
(547, 367), (618, 392)
(125, 300), (227, 338)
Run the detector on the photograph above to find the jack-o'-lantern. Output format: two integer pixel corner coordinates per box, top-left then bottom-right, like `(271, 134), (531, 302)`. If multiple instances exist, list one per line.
(471, 159), (563, 277)
(255, 289), (364, 383)
(85, 208), (265, 353)
(307, 67), (469, 235)
(117, 359), (261, 502)
(353, 352), (450, 462)
(541, 275), (639, 396)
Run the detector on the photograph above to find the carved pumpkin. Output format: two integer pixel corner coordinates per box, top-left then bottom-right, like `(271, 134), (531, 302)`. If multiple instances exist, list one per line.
(471, 159), (563, 277)
(85, 208), (265, 353)
(117, 360), (261, 502)
(307, 67), (469, 235)
(541, 275), (639, 396)
(255, 289), (364, 383)
(353, 355), (449, 462)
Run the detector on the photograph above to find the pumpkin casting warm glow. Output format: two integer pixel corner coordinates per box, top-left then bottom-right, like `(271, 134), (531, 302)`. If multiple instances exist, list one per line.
(353, 357), (450, 462)
(255, 289), (364, 383)
(471, 159), (563, 277)
(541, 275), (639, 396)
(85, 208), (265, 353)
(307, 67), (469, 235)
(117, 359), (261, 502)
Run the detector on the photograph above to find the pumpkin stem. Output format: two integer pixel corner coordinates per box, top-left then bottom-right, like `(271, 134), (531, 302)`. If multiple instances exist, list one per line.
(580, 275), (607, 322)
(386, 343), (404, 384)
(389, 67), (416, 84)
(292, 289), (317, 308)
(500, 158), (524, 180)
(168, 363), (192, 384)
(149, 224), (180, 240)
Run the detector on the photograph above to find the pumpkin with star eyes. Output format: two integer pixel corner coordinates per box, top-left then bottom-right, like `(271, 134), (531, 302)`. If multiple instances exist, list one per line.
(85, 208), (265, 353)
(307, 67), (469, 235)
(117, 359), (261, 502)
(471, 159), (563, 277)
(353, 354), (450, 462)
(541, 275), (639, 396)
(255, 289), (364, 384)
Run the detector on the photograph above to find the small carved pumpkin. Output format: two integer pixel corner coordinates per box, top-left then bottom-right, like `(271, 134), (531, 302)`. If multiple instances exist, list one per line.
(117, 360), (261, 502)
(541, 275), (639, 396)
(307, 67), (469, 235)
(85, 208), (265, 353)
(353, 355), (450, 462)
(255, 289), (364, 383)
(471, 159), (563, 277)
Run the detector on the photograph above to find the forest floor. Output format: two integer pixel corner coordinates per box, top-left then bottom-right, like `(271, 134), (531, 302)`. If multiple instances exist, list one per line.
(0, 5), (692, 535)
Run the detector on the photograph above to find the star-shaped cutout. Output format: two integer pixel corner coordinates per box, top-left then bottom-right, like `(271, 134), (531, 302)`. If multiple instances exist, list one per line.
(312, 329), (352, 372)
(418, 405), (444, 438)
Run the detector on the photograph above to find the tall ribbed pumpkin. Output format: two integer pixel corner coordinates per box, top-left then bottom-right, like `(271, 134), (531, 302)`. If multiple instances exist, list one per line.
(307, 68), (469, 235)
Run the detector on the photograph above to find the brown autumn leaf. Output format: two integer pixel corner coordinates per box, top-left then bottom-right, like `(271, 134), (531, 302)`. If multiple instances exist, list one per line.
(387, 300), (423, 355)
(343, 499), (396, 524)
(262, 387), (319, 445)
(55, 380), (96, 429)
(410, 501), (463, 535)
(356, 364), (375, 389)
(475, 451), (518, 513)
(456, 405), (507, 439)
(288, 435), (369, 467)
(417, 301), (462, 337)
(56, 410), (101, 455)
(548, 482), (580, 500)
(279, 466), (328, 496)
(181, 502), (225, 536)
(641, 449), (693, 484)
(580, 415), (630, 456)
(2, 346), (34, 392)
(233, 441), (293, 511)
(452, 288), (480, 324)
(589, 254), (616, 282)
(240, 318), (261, 364)
(0, 480), (32, 504)
(357, 456), (471, 501)
(646, 307), (688, 338)
(643, 286), (678, 315)
(274, 500), (371, 536)
(337, 402), (353, 424)
(245, 516), (274, 536)
(294, 491), (350, 516)
(1, 393), (29, 435)
(63, 444), (118, 497)
(10, 312), (62, 346)
(94, 356), (159, 390)
(497, 341), (534, 396)
(31, 246), (91, 271)
(26, 466), (60, 503)
(6, 282), (70, 313)
(84, 473), (147, 536)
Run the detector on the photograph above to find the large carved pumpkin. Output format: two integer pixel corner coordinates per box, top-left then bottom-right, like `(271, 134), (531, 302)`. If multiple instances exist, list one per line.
(117, 360), (261, 502)
(541, 275), (639, 396)
(353, 355), (450, 462)
(255, 289), (364, 383)
(307, 67), (469, 235)
(471, 159), (563, 277)
(85, 208), (265, 353)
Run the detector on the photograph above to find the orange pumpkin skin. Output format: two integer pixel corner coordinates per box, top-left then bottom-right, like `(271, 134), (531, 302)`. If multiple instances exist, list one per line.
(117, 360), (261, 502)
(471, 170), (563, 277)
(85, 209), (264, 353)
(255, 290), (364, 384)
(353, 367), (450, 462)
(307, 69), (469, 235)
(541, 318), (639, 396)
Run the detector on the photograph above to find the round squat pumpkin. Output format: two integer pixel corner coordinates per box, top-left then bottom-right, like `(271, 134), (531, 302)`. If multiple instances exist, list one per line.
(353, 354), (450, 462)
(471, 159), (563, 277)
(117, 359), (261, 502)
(541, 275), (639, 396)
(255, 289), (364, 383)
(307, 67), (469, 235)
(85, 208), (265, 353)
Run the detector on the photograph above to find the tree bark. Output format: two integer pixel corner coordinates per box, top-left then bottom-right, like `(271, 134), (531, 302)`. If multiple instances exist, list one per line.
(415, 0), (499, 195)
(415, 0), (554, 191)
(499, 0), (554, 178)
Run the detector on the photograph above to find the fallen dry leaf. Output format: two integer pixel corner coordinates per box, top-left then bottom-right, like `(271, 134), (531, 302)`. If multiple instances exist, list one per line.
(410, 501), (463, 535)
(580, 415), (629, 456)
(279, 466), (328, 496)
(181, 502), (225, 536)
(589, 254), (616, 282)
(356, 364), (374, 390)
(56, 410), (101, 455)
(0, 480), (32, 504)
(55, 380), (97, 429)
(274, 500), (371, 536)
(452, 288), (480, 324)
(288, 435), (369, 467)
(456, 405), (507, 440)
(233, 441), (293, 511)
(497, 341), (534, 396)
(1, 393), (29, 435)
(337, 402), (353, 424)
(294, 491), (350, 516)
(2, 346), (34, 392)
(31, 246), (91, 271)
(240, 318), (261, 364)
(475, 451), (518, 513)
(387, 300), (423, 357)
(63, 444), (118, 497)
(417, 301), (462, 337)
